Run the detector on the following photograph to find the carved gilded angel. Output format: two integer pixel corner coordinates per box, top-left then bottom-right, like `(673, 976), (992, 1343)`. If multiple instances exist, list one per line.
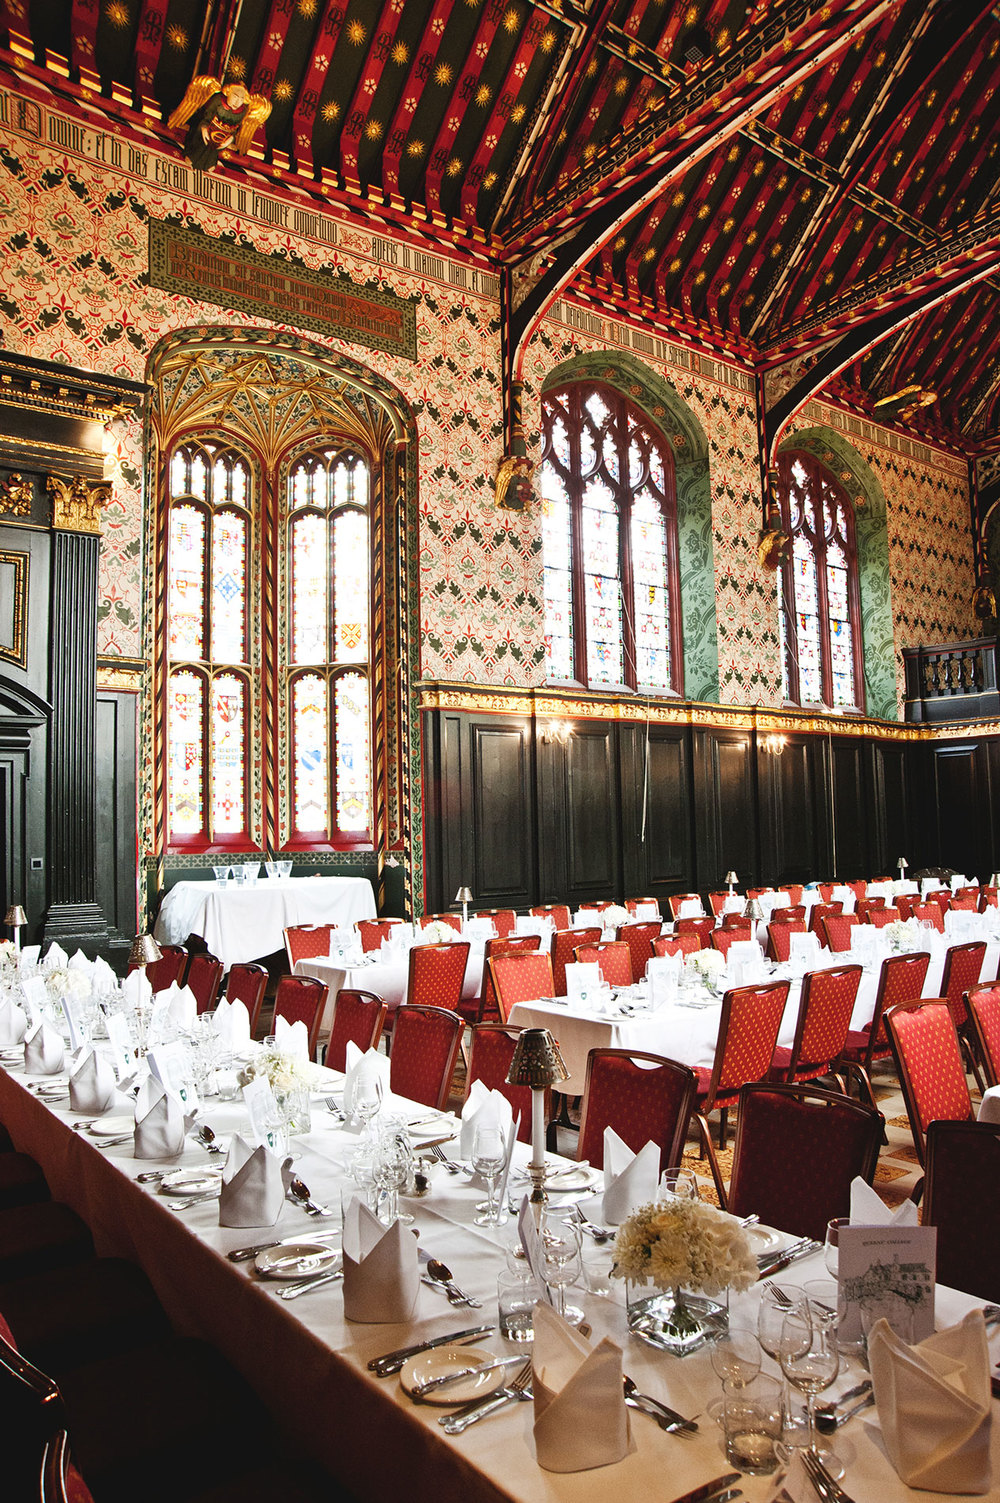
(167, 76), (271, 172)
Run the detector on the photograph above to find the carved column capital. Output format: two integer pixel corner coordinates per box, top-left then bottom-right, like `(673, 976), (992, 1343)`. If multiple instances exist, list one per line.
(47, 474), (111, 534)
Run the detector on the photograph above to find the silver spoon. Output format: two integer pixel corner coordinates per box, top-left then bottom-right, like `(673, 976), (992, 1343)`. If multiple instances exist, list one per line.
(815, 1391), (876, 1433)
(287, 1177), (333, 1217)
(423, 1257), (481, 1307)
(195, 1124), (225, 1154)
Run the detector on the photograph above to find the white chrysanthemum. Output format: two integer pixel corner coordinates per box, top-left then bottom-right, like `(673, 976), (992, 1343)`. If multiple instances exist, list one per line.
(611, 1197), (758, 1295)
(239, 1049), (317, 1094)
(44, 966), (91, 1002)
(421, 920), (459, 945)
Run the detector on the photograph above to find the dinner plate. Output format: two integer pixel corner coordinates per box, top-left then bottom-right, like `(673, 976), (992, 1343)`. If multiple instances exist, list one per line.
(744, 1223), (785, 1255)
(399, 1345), (505, 1406)
(88, 1115), (135, 1136)
(542, 1163), (600, 1192)
(158, 1168), (224, 1197)
(254, 1242), (342, 1280)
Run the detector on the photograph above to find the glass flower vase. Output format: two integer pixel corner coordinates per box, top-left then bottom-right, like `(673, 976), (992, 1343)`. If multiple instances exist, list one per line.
(626, 1282), (729, 1356)
(276, 1086), (311, 1137)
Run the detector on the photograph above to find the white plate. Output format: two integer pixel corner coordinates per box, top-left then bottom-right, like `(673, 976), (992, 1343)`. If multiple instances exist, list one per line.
(543, 1163), (600, 1192)
(399, 1345), (506, 1406)
(745, 1223), (786, 1255)
(158, 1168), (224, 1196)
(89, 1115), (135, 1136)
(255, 1242), (342, 1280)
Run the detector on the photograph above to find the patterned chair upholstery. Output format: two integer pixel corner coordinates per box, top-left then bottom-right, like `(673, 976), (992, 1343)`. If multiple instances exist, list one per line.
(784, 884), (805, 906)
(326, 989), (387, 1072)
(531, 904), (571, 930)
(940, 939), (987, 1030)
(184, 953), (224, 1015)
(979, 886), (999, 910)
(475, 909), (517, 938)
(466, 1024), (541, 1144)
(574, 941), (633, 987)
(720, 912), (752, 931)
(808, 901), (842, 937)
(691, 980), (791, 1201)
(770, 904), (806, 924)
(283, 924), (337, 968)
(667, 893), (703, 920)
(884, 999), (975, 1164)
(406, 943), (470, 1016)
(615, 921), (663, 982)
(475, 935), (541, 1024)
(769, 963), (862, 1087)
(710, 926), (752, 957)
(578, 1049), (696, 1174)
(766, 919), (806, 964)
(652, 933), (700, 958)
(146, 945), (186, 993)
(836, 951), (930, 1108)
(223, 962), (268, 1037)
(821, 913), (860, 952)
(816, 883), (835, 902)
(912, 902), (945, 931)
(490, 952), (555, 1021)
(725, 1083), (883, 1239)
(272, 975), (329, 1060)
(746, 888), (774, 900)
(389, 1005), (463, 1110)
(550, 927), (601, 996)
(418, 912), (463, 933)
(968, 985), (1000, 1087)
(355, 919), (403, 953)
(674, 916), (715, 949)
(854, 897), (886, 921)
(868, 905), (901, 928)
(951, 889), (979, 909)
(846, 881), (868, 904)
(923, 1119), (1000, 1302)
(896, 894), (920, 920)
(625, 897), (660, 916)
(707, 891), (731, 917)
(926, 890), (952, 913)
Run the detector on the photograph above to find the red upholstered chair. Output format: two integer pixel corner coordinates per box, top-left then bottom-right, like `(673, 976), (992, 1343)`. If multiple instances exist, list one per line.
(746, 887), (773, 900)
(926, 890), (952, 914)
(711, 926), (752, 957)
(808, 901), (842, 937)
(574, 941), (632, 987)
(784, 884), (805, 906)
(690, 980), (791, 1201)
(885, 999), (975, 1164)
(912, 902), (944, 932)
(821, 913), (860, 953)
(816, 883), (835, 902)
(896, 894), (919, 920)
(272, 975), (329, 1060)
(466, 1024), (543, 1144)
(869, 905), (901, 928)
(723, 1083), (883, 1239)
(708, 891), (732, 918)
(578, 1049), (696, 1174)
(951, 891), (978, 910)
(490, 952), (555, 1021)
(855, 897), (886, 921)
(668, 893), (703, 920)
(846, 881), (868, 905)
(653, 932), (700, 958)
(475, 934), (541, 1024)
(768, 963), (862, 1088)
(968, 985), (1000, 1087)
(0, 1320), (95, 1503)
(675, 916), (715, 949)
(550, 927), (601, 996)
(475, 909), (517, 938)
(766, 919), (806, 963)
(923, 1119), (1000, 1302)
(283, 923), (337, 968)
(223, 962), (268, 1037)
(770, 904), (806, 924)
(355, 919), (403, 953)
(615, 921), (663, 982)
(406, 942), (470, 1017)
(419, 912), (463, 933)
(325, 989), (387, 1072)
(389, 1005), (463, 1110)
(183, 952), (223, 1015)
(626, 897), (660, 916)
(836, 951), (930, 1109)
(720, 911), (752, 931)
(146, 945), (186, 993)
(532, 904), (571, 930)
(979, 886), (998, 910)
(941, 940), (988, 1084)
(588, 901), (616, 912)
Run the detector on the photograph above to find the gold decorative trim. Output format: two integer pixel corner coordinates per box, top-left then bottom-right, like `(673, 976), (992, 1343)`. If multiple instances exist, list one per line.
(97, 663), (145, 691)
(0, 435), (96, 458)
(47, 474), (110, 534)
(0, 473), (32, 517)
(0, 549), (28, 667)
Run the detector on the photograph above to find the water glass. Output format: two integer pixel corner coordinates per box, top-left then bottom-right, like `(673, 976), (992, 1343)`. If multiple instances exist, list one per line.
(723, 1374), (784, 1474)
(660, 1166), (700, 1200)
(779, 1300), (840, 1471)
(824, 1217), (850, 1276)
(472, 1122), (508, 1226)
(711, 1326), (762, 1388)
(212, 865), (231, 888)
(497, 1269), (543, 1342)
(540, 1212), (583, 1322)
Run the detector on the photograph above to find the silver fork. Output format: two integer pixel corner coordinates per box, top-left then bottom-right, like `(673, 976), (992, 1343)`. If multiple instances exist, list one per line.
(763, 1281), (795, 1308)
(803, 1450), (856, 1503)
(439, 1360), (533, 1433)
(430, 1144), (463, 1175)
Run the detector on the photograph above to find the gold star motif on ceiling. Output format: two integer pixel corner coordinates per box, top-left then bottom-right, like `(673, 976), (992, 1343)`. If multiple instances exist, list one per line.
(322, 101), (341, 121)
(434, 63), (453, 85)
(167, 24), (188, 50)
(614, 77), (628, 96)
(226, 55), (246, 78)
(614, 235), (626, 251)
(407, 139), (425, 157)
(347, 20), (366, 44)
(366, 120), (384, 139)
(299, 0), (318, 15)
(446, 156), (462, 176)
(502, 8), (520, 32)
(541, 30), (556, 52)
(105, 1), (129, 27)
(475, 84), (491, 106)
(483, 171), (497, 187)
(391, 42), (409, 64)
(511, 103), (525, 122)
(274, 79), (293, 101)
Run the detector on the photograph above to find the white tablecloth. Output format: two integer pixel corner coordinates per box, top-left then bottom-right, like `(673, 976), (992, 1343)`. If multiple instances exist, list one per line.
(295, 940), (486, 1032)
(153, 876), (377, 967)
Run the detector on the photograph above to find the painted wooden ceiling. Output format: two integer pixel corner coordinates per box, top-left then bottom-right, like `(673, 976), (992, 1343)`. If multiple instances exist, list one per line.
(5, 0), (1000, 450)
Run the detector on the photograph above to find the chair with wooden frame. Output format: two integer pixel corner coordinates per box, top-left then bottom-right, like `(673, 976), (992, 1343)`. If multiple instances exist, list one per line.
(710, 926), (752, 958)
(652, 932), (700, 959)
(614, 921), (662, 982)
(835, 951), (930, 1109)
(625, 897), (660, 916)
(531, 904), (571, 930)
(769, 904), (806, 924)
(816, 883), (835, 903)
(405, 942), (470, 1018)
(746, 888), (774, 901)
(550, 927), (601, 996)
(708, 891), (733, 918)
(355, 919), (403, 953)
(950, 891), (979, 911)
(765, 920), (807, 964)
(821, 912), (860, 953)
(979, 886), (999, 910)
(922, 1118), (1000, 1303)
(689, 980), (791, 1202)
(146, 945), (186, 994)
(667, 893), (703, 920)
(490, 951), (556, 1022)
(474, 934), (541, 1024)
(578, 1049), (696, 1174)
(884, 999), (975, 1166)
(720, 911), (752, 931)
(723, 1083), (883, 1240)
(325, 989), (387, 1072)
(968, 985), (1000, 1087)
(418, 912), (463, 933)
(940, 939), (988, 1084)
(808, 901), (842, 937)
(768, 963), (862, 1089)
(574, 940), (632, 988)
(466, 1023), (543, 1144)
(388, 1004), (464, 1111)
(272, 974), (329, 1060)
(223, 962), (268, 1038)
(896, 894), (920, 920)
(846, 880), (868, 905)
(912, 902), (945, 932)
(868, 905), (901, 928)
(183, 952), (224, 1015)
(854, 897), (886, 922)
(783, 884), (805, 906)
(475, 909), (517, 938)
(283, 924), (337, 969)
(674, 916), (715, 949)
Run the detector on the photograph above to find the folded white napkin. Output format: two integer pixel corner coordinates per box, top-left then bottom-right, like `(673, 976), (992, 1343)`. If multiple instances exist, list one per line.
(677, 898), (702, 918)
(849, 1174), (918, 1227)
(274, 1014), (309, 1059)
(23, 1022), (65, 1075)
(601, 1128), (659, 1225)
(218, 1133), (293, 1228)
(19, 944), (41, 970)
(0, 995), (28, 1047)
(463, 916), (495, 940)
(68, 949), (91, 973)
(122, 968), (152, 1009)
(788, 930), (822, 966)
(342, 1041), (390, 1118)
(341, 1195), (419, 1323)
(43, 941), (68, 971)
(459, 1079), (513, 1158)
(133, 1076), (186, 1159)
(868, 1310), (992, 1493)
(68, 1049), (117, 1114)
(635, 902), (660, 920)
(722, 895), (745, 914)
(91, 956), (118, 997)
(531, 1302), (633, 1472)
(166, 983), (196, 1032)
(213, 997), (251, 1051)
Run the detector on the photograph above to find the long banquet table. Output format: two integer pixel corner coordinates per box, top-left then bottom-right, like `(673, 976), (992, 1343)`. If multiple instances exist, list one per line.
(293, 941), (485, 1032)
(153, 875), (377, 968)
(1, 1059), (998, 1503)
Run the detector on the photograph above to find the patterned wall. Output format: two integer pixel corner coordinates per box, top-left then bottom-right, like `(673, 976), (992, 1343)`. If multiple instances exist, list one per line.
(0, 93), (975, 717)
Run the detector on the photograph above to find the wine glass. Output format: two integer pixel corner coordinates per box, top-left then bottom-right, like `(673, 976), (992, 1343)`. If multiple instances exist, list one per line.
(373, 1122), (411, 1225)
(539, 1212), (582, 1320)
(353, 1072), (383, 1144)
(711, 1326), (762, 1388)
(779, 1299), (841, 1473)
(824, 1218), (850, 1277)
(472, 1123), (507, 1226)
(660, 1166), (699, 1200)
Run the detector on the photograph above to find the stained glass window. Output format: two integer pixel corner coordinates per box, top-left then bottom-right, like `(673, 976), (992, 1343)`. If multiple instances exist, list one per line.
(778, 451), (863, 711)
(540, 382), (681, 693)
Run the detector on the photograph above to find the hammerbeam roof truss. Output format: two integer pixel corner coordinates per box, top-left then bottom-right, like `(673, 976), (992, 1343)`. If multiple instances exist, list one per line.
(4, 0), (1000, 447)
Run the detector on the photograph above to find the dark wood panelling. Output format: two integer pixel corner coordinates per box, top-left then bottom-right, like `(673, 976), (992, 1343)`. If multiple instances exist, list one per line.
(873, 742), (910, 876)
(621, 723), (691, 901)
(931, 743), (987, 877)
(94, 691), (138, 943)
(830, 738), (871, 877)
(565, 723), (619, 903)
(693, 729), (756, 891)
(759, 736), (825, 884)
(471, 723), (534, 904)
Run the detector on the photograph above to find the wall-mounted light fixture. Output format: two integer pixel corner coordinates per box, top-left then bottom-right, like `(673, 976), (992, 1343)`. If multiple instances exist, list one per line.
(760, 733), (786, 756)
(540, 720), (573, 746)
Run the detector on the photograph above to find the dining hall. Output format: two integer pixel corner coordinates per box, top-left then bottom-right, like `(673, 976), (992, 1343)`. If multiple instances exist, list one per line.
(1, 1), (999, 1499)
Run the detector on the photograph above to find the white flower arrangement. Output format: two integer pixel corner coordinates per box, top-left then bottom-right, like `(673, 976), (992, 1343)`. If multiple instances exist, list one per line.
(686, 947), (726, 981)
(238, 1049), (318, 1095)
(603, 904), (630, 929)
(44, 966), (91, 1003)
(884, 919), (918, 952)
(0, 940), (18, 974)
(611, 1197), (758, 1296)
(420, 919), (460, 944)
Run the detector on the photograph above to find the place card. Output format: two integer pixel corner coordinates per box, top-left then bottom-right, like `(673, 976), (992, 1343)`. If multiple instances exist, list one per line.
(103, 1010), (135, 1080)
(517, 1196), (555, 1304)
(19, 976), (46, 1026)
(147, 1041), (199, 1114)
(242, 1074), (284, 1154)
(837, 1223), (936, 1345)
(564, 962), (602, 1006)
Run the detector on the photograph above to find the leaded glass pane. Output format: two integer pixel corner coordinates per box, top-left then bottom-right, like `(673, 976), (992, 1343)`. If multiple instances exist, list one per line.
(211, 673), (245, 833)
(210, 510), (246, 663)
(292, 674), (329, 832)
(550, 413), (571, 468)
(291, 514), (329, 664)
(189, 453), (206, 500)
(334, 510), (369, 661)
(168, 504), (205, 659)
(793, 534), (822, 702)
(541, 462), (574, 679)
(167, 671), (204, 835)
(335, 672), (371, 831)
(585, 571), (623, 685)
(292, 464), (311, 510)
(170, 450), (188, 497)
(632, 494), (670, 689)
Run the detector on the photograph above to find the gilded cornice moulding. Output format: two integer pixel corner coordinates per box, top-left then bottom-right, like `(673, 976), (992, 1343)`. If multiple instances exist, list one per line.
(96, 660), (145, 691)
(47, 474), (110, 534)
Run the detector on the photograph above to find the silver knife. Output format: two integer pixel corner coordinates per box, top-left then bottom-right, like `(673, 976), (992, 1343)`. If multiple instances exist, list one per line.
(411, 1354), (526, 1397)
(439, 1385), (525, 1434)
(227, 1231), (340, 1263)
(666, 1473), (742, 1503)
(369, 1326), (495, 1375)
(277, 1270), (344, 1300)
